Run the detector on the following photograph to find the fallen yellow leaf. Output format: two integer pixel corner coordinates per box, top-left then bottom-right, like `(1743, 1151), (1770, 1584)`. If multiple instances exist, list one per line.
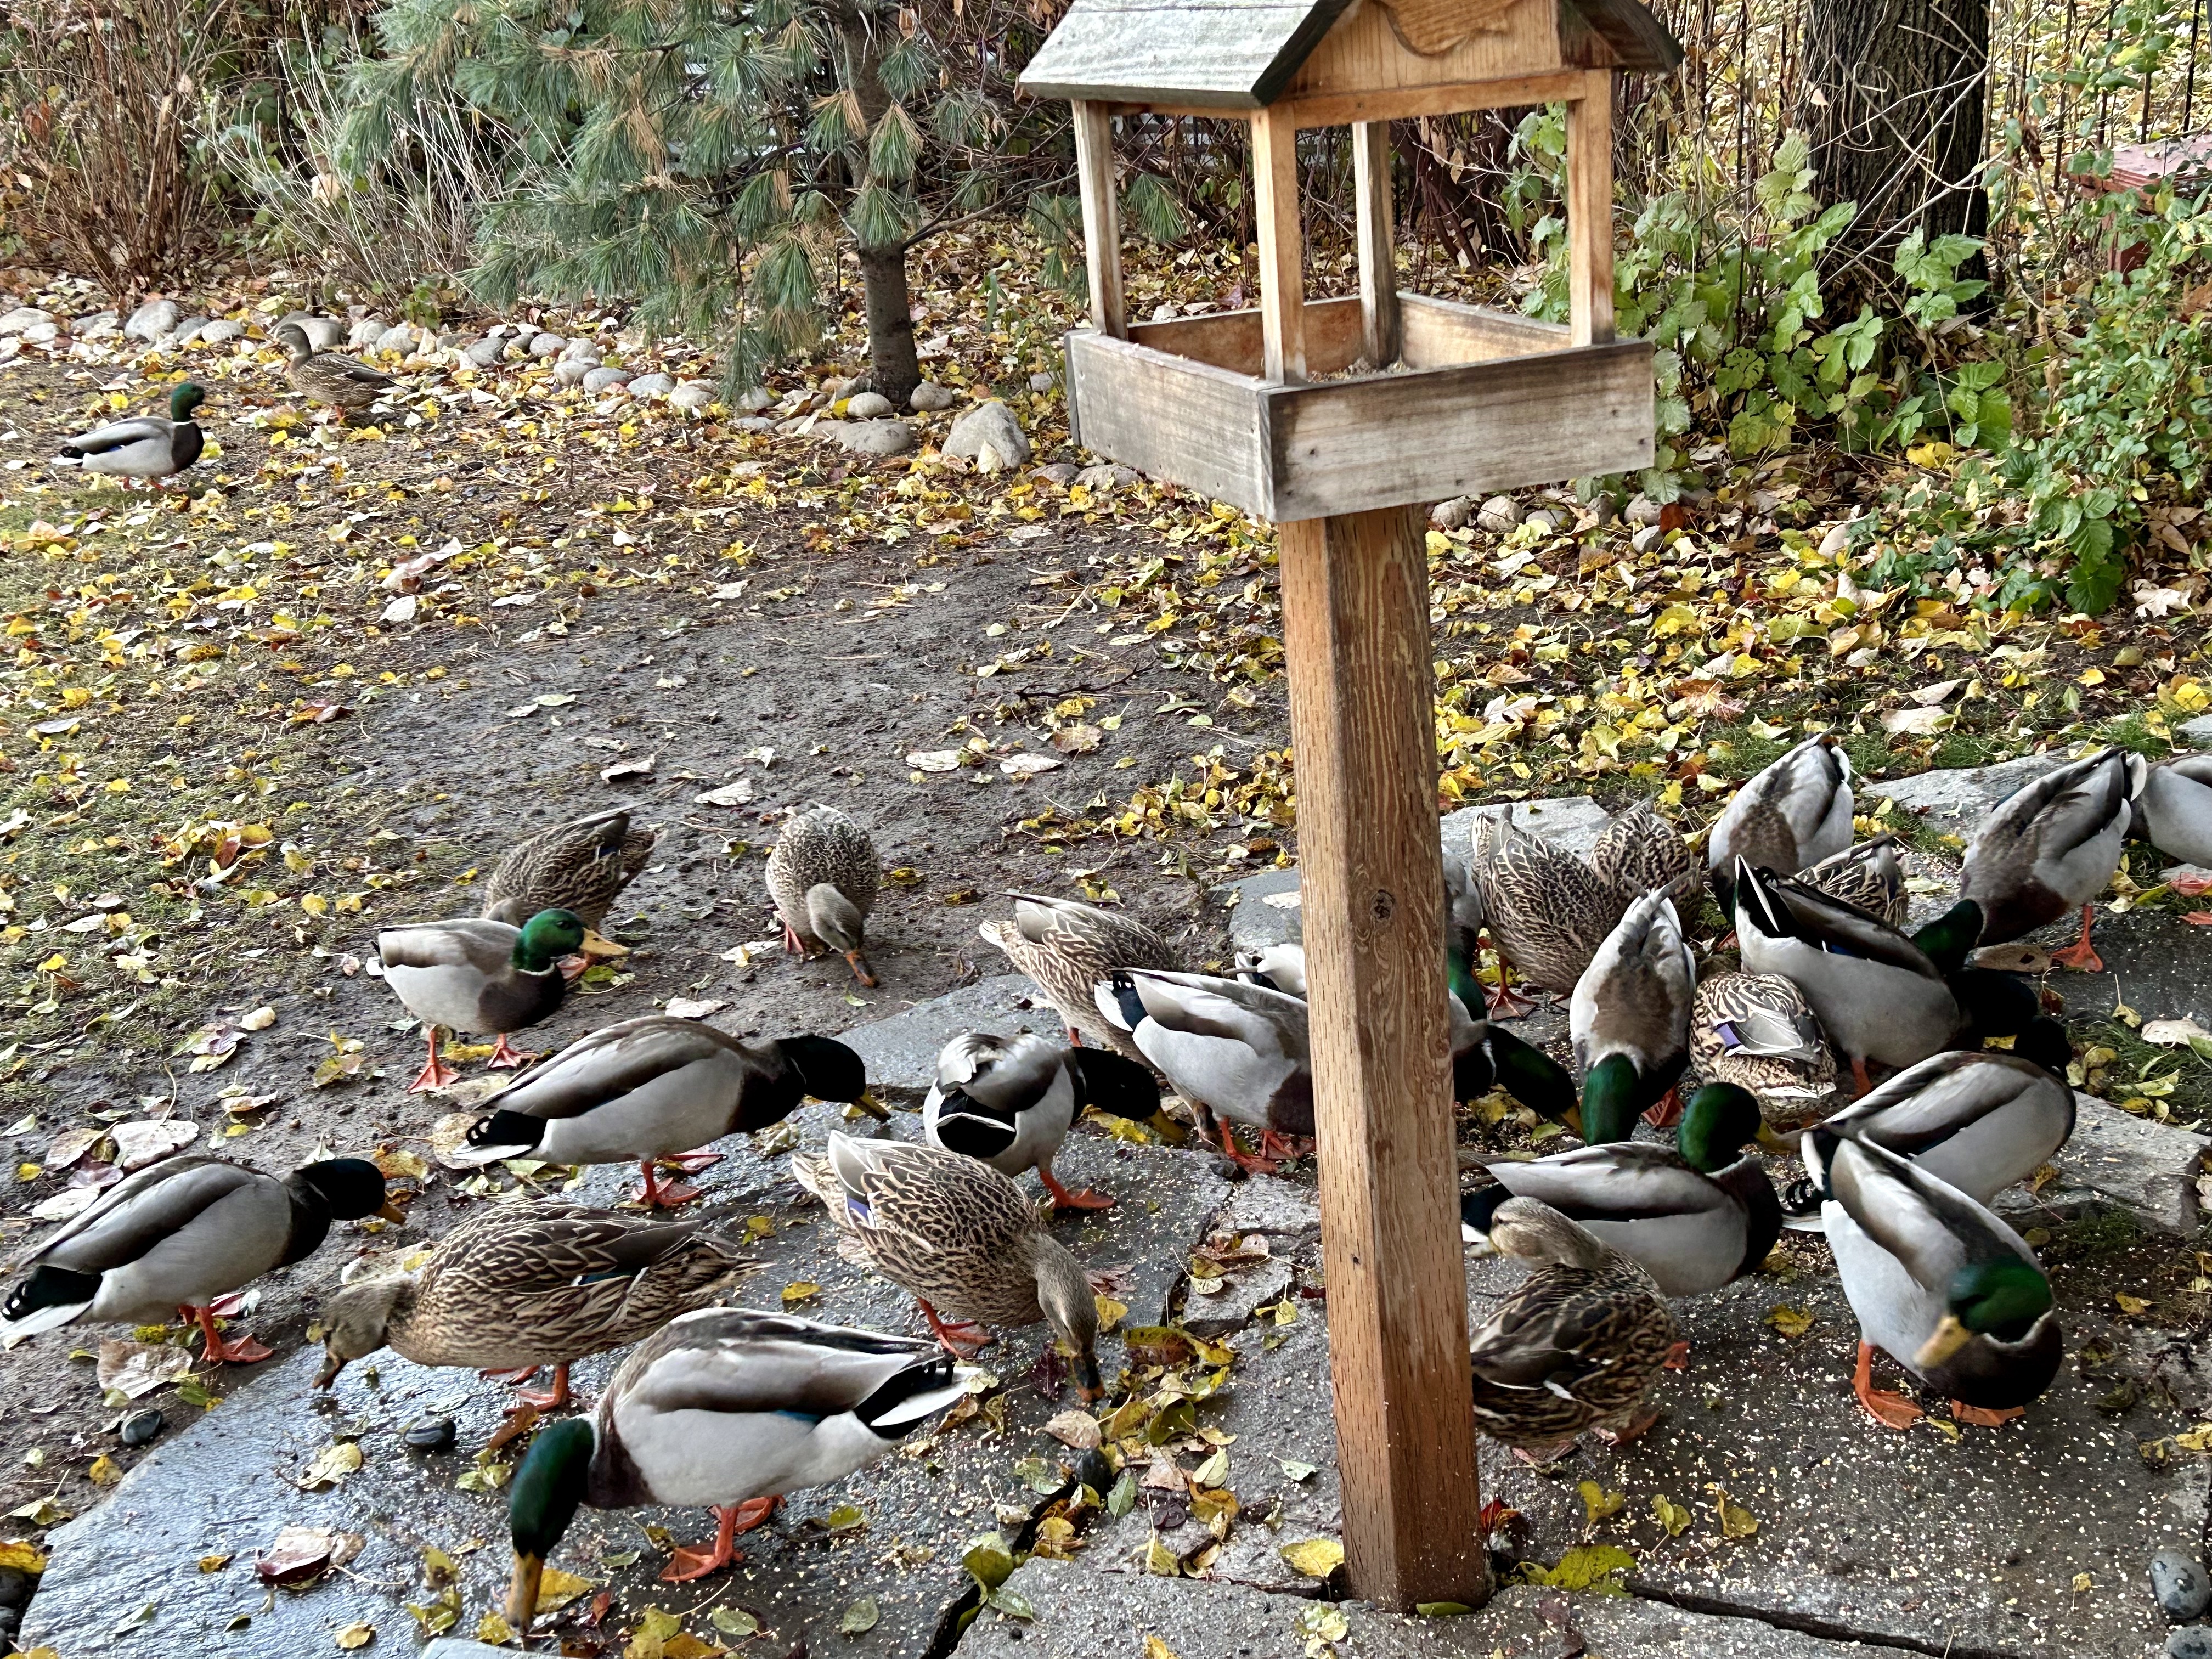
(1279, 1537), (1344, 1578)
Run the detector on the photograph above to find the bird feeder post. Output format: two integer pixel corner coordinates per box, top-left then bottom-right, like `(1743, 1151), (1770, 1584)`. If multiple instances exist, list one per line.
(1352, 120), (1403, 366)
(1070, 101), (1127, 338)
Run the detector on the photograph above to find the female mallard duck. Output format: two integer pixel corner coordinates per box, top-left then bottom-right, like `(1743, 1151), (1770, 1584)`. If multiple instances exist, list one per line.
(1466, 1198), (1678, 1459)
(1797, 837), (1907, 929)
(1961, 749), (2145, 969)
(793, 1133), (1102, 1395)
(2139, 753), (2212, 868)
(1472, 810), (1629, 1015)
(1570, 892), (1696, 1135)
(455, 1015), (870, 1207)
(922, 1031), (1158, 1211)
(503, 1310), (968, 1628)
(1734, 858), (1963, 1092)
(275, 320), (397, 416)
(1780, 1047), (2075, 1232)
(1688, 969), (1838, 1132)
(1802, 1128), (2061, 1429)
(485, 808), (658, 932)
(377, 908), (585, 1091)
(979, 893), (1181, 1059)
(765, 804), (881, 986)
(1707, 733), (1854, 909)
(54, 381), (205, 487)
(1095, 968), (1310, 1172)
(1, 1156), (396, 1363)
(1589, 800), (1701, 908)
(315, 1201), (750, 1411)
(1460, 1082), (1779, 1298)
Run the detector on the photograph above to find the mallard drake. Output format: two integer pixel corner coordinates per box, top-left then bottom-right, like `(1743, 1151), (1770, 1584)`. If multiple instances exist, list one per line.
(1448, 991), (1582, 1124)
(792, 1133), (1102, 1395)
(1707, 733), (1854, 909)
(1461, 1082), (1779, 1297)
(1780, 1048), (2075, 1232)
(1466, 1198), (1678, 1459)
(1688, 969), (1838, 1131)
(1961, 749), (2145, 969)
(1797, 837), (1906, 929)
(1588, 800), (1701, 907)
(1443, 850), (1487, 1005)
(765, 804), (881, 986)
(54, 381), (205, 487)
(377, 908), (586, 1092)
(979, 892), (1181, 1058)
(922, 1031), (1158, 1211)
(316, 1201), (750, 1410)
(1570, 892), (1696, 1137)
(275, 320), (397, 415)
(1471, 809), (1629, 1015)
(503, 1310), (967, 1627)
(2139, 753), (2212, 868)
(1803, 1128), (2061, 1429)
(1095, 968), (1311, 1172)
(1, 1156), (396, 1363)
(485, 808), (658, 931)
(1734, 858), (1962, 1091)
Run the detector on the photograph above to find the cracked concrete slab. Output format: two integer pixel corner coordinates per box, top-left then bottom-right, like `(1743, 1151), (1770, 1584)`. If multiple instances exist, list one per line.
(1990, 1095), (2208, 1235)
(1867, 756), (2064, 839)
(835, 973), (1060, 1099)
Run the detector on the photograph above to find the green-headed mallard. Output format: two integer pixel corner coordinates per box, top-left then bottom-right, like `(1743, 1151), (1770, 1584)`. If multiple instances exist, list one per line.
(1570, 891), (1695, 1135)
(1797, 836), (1906, 929)
(1443, 849), (1487, 1000)
(454, 1015), (870, 1207)
(54, 382), (205, 487)
(1472, 809), (1629, 1015)
(275, 320), (397, 415)
(315, 1200), (751, 1410)
(1, 1156), (396, 1363)
(1688, 968), (1838, 1132)
(503, 1310), (967, 1627)
(922, 1030), (1158, 1211)
(1733, 858), (1961, 1092)
(1803, 1127), (2060, 1429)
(1707, 733), (1854, 909)
(1961, 749), (2145, 969)
(1466, 1197), (1678, 1459)
(377, 908), (586, 1091)
(792, 1132), (1102, 1397)
(2142, 753), (2212, 867)
(765, 804), (881, 986)
(485, 808), (658, 932)
(1095, 968), (1310, 1173)
(1589, 799), (1701, 907)
(1780, 1048), (2075, 1232)
(1460, 1082), (1778, 1297)
(1448, 990), (1581, 1125)
(979, 893), (1181, 1059)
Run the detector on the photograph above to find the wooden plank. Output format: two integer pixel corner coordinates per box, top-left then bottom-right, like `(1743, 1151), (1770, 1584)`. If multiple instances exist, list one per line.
(1064, 330), (1270, 515)
(1352, 121), (1401, 365)
(1127, 295), (1364, 377)
(1566, 70), (1616, 347)
(1276, 67), (1591, 128)
(1263, 341), (1653, 518)
(1286, 0), (1559, 100)
(1565, 0), (1687, 71)
(1397, 290), (1567, 367)
(1277, 503), (1489, 1612)
(1251, 105), (1306, 382)
(1015, 0), (1355, 109)
(1071, 103), (1127, 338)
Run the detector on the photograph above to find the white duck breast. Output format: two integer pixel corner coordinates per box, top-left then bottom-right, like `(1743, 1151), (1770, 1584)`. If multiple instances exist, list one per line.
(1709, 734), (1854, 880)
(2141, 755), (2212, 867)
(923, 1031), (1075, 1176)
(1814, 1051), (2074, 1203)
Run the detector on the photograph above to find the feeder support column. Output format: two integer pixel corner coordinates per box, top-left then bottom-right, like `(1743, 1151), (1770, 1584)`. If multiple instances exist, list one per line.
(1071, 101), (1127, 337)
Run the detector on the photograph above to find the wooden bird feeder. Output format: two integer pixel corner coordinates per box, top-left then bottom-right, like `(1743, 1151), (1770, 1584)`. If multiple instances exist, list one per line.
(1019, 0), (1682, 1614)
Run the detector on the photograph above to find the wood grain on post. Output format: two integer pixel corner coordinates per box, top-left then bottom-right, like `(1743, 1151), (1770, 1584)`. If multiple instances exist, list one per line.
(1251, 106), (1307, 382)
(1352, 120), (1402, 366)
(1278, 504), (1489, 1610)
(1566, 69), (1616, 347)
(1071, 100), (1127, 338)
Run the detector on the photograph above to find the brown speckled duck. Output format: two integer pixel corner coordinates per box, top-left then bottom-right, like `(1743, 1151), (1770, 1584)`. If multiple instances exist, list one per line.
(978, 892), (1181, 1058)
(485, 808), (658, 931)
(765, 805), (881, 985)
(275, 320), (397, 415)
(1471, 810), (1629, 1015)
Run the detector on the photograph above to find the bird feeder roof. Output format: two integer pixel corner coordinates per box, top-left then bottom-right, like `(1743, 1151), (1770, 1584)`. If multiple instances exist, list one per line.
(1018, 0), (1680, 111)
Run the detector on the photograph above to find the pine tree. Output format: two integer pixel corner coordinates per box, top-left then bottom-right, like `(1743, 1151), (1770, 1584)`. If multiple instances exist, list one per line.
(338, 0), (1029, 405)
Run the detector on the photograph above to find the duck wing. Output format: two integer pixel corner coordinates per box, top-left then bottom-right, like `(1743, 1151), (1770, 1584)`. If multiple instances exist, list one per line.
(488, 1017), (741, 1122)
(376, 917), (521, 974)
(1963, 751), (2144, 923)
(25, 1159), (267, 1276)
(1711, 734), (1853, 880)
(58, 416), (173, 458)
(923, 1032), (1060, 1161)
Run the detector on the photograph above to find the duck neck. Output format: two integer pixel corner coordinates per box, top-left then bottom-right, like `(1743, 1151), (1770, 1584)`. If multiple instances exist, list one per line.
(1578, 1053), (1643, 1145)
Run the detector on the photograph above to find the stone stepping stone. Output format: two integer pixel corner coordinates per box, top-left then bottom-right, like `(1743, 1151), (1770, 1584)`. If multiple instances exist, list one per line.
(1994, 1094), (2210, 1235)
(834, 973), (1058, 1100)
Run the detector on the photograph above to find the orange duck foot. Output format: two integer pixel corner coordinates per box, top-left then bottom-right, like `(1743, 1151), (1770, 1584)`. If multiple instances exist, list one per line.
(486, 1034), (537, 1070)
(918, 1301), (992, 1358)
(1040, 1165), (1115, 1211)
(661, 1505), (747, 1583)
(2049, 904), (2104, 972)
(1853, 1341), (1923, 1429)
(1663, 1340), (1691, 1372)
(187, 1305), (272, 1365)
(1643, 1087), (1684, 1130)
(1595, 1406), (1663, 1445)
(1950, 1400), (2025, 1427)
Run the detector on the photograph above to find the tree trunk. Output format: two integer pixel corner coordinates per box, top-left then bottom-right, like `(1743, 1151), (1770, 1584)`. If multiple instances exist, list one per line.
(857, 243), (921, 408)
(1796, 0), (1989, 304)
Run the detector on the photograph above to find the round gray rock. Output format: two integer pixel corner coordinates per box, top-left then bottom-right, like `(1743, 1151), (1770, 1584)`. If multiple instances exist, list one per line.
(464, 337), (505, 368)
(581, 366), (632, 393)
(731, 416), (775, 433)
(626, 372), (674, 397)
(2154, 1551), (2212, 1622)
(669, 381), (715, 412)
(1625, 493), (1664, 527)
(735, 387), (773, 412)
(839, 419), (915, 456)
(909, 381), (956, 412)
(375, 323), (421, 356)
(845, 390), (893, 419)
(944, 398), (1030, 470)
(528, 332), (566, 358)
(1038, 461), (1080, 485)
(170, 317), (208, 347)
(348, 315), (389, 349)
(19, 321), (59, 346)
(1477, 494), (1524, 533)
(1028, 371), (1057, 392)
(1522, 509), (1560, 535)
(124, 300), (178, 342)
(2169, 1629), (2212, 1659)
(76, 311), (120, 340)
(1431, 496), (1474, 531)
(552, 357), (595, 387)
(196, 319), (244, 347)
(560, 338), (601, 362)
(0, 307), (57, 334)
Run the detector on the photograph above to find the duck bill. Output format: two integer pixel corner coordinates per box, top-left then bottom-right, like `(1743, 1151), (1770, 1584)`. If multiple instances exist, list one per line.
(314, 1349), (345, 1390)
(1074, 1353), (1104, 1405)
(1914, 1313), (1973, 1370)
(376, 1198), (407, 1223)
(506, 1550), (544, 1635)
(1460, 1226), (1498, 1259)
(844, 949), (879, 989)
(851, 1090), (892, 1122)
